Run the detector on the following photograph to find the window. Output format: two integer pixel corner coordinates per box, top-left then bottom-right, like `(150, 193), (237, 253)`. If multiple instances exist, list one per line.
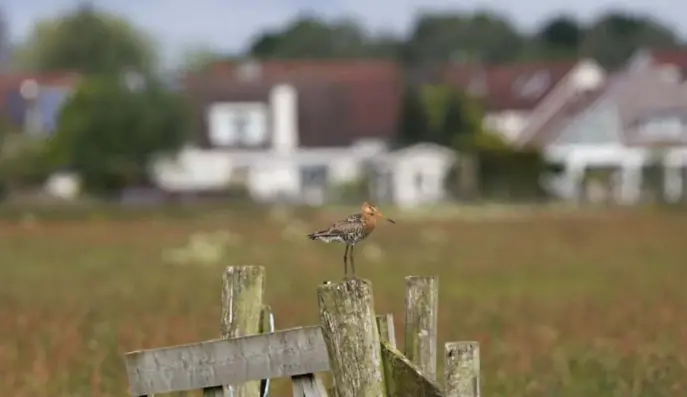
(637, 116), (684, 141)
(207, 103), (267, 147)
(301, 165), (328, 188)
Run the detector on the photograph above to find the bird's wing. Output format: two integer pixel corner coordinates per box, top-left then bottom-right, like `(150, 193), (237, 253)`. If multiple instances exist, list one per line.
(309, 213), (364, 238)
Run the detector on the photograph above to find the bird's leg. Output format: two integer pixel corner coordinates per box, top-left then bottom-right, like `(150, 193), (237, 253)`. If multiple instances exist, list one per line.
(350, 245), (356, 278)
(343, 245), (349, 278)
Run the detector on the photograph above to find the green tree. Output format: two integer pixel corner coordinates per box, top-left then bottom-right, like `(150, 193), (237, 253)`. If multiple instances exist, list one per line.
(248, 16), (401, 59)
(579, 12), (680, 69)
(397, 84), (429, 145)
(0, 8), (10, 70)
(47, 74), (190, 196)
(402, 11), (524, 63)
(15, 3), (156, 75)
(535, 15), (583, 59)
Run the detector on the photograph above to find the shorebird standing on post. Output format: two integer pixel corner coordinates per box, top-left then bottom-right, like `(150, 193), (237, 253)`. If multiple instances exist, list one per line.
(307, 201), (396, 278)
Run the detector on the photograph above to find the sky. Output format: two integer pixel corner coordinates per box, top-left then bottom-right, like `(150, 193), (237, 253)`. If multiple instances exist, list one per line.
(4, 0), (687, 67)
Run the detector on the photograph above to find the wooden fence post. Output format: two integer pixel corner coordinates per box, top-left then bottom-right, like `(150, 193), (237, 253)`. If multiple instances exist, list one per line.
(203, 265), (266, 397)
(404, 276), (439, 380)
(376, 313), (397, 349)
(317, 279), (386, 397)
(444, 342), (480, 397)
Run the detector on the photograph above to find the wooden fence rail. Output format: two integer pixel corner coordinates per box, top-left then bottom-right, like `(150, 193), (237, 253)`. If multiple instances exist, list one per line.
(123, 265), (480, 397)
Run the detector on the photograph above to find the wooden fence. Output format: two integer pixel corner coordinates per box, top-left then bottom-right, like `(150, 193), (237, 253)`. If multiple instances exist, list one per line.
(123, 265), (480, 397)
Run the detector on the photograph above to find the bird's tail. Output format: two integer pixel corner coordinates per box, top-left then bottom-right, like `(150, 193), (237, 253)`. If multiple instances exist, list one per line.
(307, 229), (331, 240)
(307, 232), (321, 240)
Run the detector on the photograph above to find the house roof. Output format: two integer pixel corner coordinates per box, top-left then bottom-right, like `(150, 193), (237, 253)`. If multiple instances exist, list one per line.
(649, 49), (687, 70)
(520, 86), (607, 147)
(185, 60), (404, 148)
(0, 71), (80, 127)
(441, 60), (580, 111)
(523, 66), (687, 148)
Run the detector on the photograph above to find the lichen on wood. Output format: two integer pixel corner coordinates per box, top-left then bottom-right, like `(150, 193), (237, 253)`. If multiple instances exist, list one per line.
(444, 342), (480, 397)
(381, 341), (443, 397)
(317, 278), (386, 397)
(376, 313), (397, 349)
(404, 276), (439, 380)
(203, 265), (266, 397)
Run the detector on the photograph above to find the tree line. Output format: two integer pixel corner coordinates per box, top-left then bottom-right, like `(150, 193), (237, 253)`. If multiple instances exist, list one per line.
(0, 4), (683, 199)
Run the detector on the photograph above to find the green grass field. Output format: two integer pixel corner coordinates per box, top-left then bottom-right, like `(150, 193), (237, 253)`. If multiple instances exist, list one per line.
(1, 204), (686, 397)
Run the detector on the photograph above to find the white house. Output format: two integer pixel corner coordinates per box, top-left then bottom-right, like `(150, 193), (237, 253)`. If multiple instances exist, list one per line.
(151, 60), (459, 207)
(443, 58), (606, 144)
(369, 143), (458, 208)
(520, 52), (687, 204)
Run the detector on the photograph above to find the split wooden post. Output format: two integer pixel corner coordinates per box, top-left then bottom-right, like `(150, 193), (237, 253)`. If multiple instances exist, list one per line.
(445, 342), (480, 397)
(203, 265), (266, 397)
(317, 279), (386, 397)
(376, 313), (397, 349)
(404, 276), (439, 380)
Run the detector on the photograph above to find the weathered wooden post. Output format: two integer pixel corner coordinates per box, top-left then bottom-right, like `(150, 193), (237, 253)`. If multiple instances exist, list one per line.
(376, 313), (397, 349)
(404, 276), (439, 380)
(203, 265), (266, 397)
(444, 342), (480, 397)
(317, 279), (387, 397)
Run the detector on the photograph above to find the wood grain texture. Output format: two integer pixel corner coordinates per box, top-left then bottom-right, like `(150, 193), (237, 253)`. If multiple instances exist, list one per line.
(317, 278), (386, 397)
(291, 373), (328, 397)
(381, 341), (443, 397)
(444, 342), (480, 397)
(404, 276), (439, 380)
(376, 313), (397, 349)
(124, 326), (329, 395)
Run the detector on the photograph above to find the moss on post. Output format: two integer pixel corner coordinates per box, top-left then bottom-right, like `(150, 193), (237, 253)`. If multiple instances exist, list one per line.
(317, 279), (386, 397)
(404, 276), (439, 380)
(444, 342), (480, 397)
(203, 265), (265, 397)
(381, 341), (443, 397)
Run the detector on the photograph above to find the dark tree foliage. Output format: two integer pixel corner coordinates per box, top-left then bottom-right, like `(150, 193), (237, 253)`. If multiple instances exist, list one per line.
(48, 74), (190, 195)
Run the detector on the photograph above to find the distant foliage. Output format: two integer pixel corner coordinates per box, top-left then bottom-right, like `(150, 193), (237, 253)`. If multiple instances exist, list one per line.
(14, 3), (157, 75)
(398, 83), (486, 149)
(0, 134), (53, 195)
(47, 74), (191, 196)
(245, 11), (682, 68)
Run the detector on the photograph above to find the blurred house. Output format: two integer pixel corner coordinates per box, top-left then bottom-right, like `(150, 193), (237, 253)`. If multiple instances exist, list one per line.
(0, 71), (78, 136)
(0, 72), (82, 199)
(442, 59), (607, 144)
(152, 59), (458, 207)
(517, 49), (687, 204)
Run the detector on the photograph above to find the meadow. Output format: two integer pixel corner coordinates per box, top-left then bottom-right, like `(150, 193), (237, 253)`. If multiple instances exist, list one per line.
(1, 203), (686, 397)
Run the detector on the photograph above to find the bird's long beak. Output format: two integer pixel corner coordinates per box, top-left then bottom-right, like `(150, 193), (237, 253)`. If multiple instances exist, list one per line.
(377, 212), (396, 224)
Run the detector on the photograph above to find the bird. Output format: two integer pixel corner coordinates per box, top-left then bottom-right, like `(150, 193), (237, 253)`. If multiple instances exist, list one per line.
(307, 201), (396, 278)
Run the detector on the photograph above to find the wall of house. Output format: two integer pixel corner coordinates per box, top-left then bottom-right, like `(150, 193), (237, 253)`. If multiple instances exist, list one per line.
(389, 149), (455, 208)
(550, 102), (621, 149)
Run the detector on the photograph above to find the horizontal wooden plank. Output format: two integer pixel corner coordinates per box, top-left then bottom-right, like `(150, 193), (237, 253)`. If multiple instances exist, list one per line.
(124, 325), (330, 396)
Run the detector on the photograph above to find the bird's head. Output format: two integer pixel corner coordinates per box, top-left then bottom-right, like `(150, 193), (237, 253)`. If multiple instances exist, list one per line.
(362, 201), (396, 224)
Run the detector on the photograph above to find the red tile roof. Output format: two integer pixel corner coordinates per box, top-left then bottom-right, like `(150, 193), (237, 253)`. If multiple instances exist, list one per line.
(442, 60), (580, 111)
(649, 49), (687, 68)
(185, 60), (404, 147)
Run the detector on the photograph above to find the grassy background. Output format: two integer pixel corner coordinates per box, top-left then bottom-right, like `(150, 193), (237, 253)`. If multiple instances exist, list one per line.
(1, 203), (686, 396)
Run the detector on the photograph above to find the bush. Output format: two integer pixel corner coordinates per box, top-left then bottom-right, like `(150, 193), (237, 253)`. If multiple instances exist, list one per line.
(47, 73), (191, 197)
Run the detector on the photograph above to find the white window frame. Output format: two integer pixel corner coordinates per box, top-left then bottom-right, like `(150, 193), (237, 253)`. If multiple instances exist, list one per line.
(206, 102), (268, 147)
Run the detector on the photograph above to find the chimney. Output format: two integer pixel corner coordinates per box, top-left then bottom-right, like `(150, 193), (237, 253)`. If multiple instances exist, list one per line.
(270, 84), (298, 154)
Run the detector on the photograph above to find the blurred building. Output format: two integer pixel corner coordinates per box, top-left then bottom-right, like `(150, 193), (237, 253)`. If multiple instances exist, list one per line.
(152, 59), (457, 208)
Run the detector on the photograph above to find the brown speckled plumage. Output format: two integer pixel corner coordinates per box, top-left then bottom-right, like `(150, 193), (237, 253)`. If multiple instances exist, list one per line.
(307, 201), (396, 278)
